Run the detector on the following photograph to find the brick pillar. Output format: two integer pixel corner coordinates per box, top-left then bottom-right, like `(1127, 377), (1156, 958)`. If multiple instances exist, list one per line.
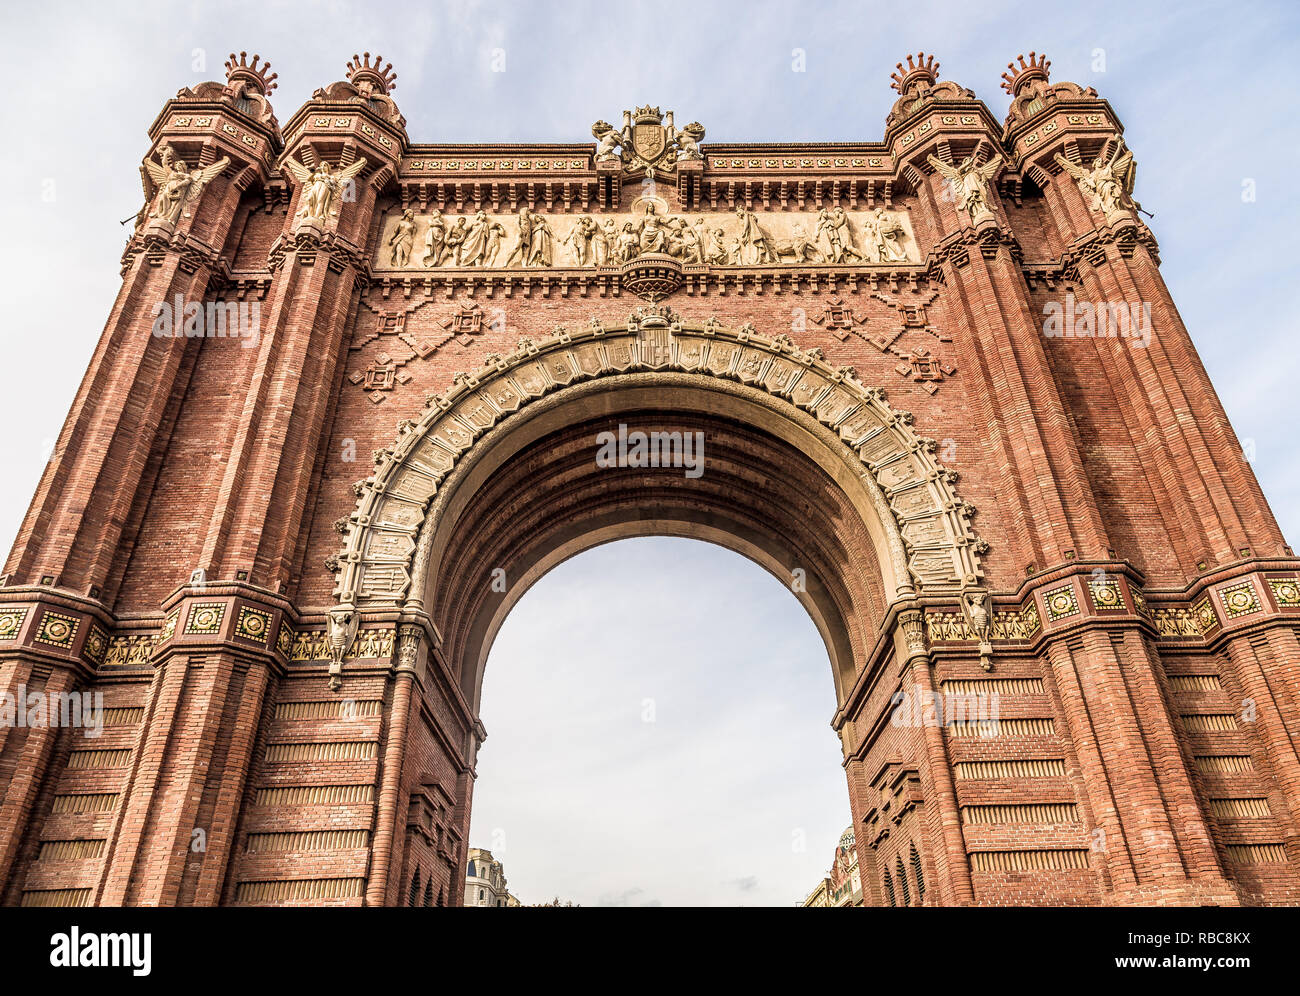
(199, 68), (407, 592)
(3, 85), (278, 601)
(894, 99), (1113, 573)
(1221, 626), (1300, 851)
(97, 587), (288, 905)
(1045, 627), (1238, 903)
(898, 610), (975, 904)
(0, 660), (79, 892)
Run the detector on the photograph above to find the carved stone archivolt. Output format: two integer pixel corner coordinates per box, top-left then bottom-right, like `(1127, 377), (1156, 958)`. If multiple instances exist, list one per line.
(327, 310), (987, 666)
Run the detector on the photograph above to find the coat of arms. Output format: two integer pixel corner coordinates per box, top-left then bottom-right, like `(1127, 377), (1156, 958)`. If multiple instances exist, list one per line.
(591, 106), (705, 177)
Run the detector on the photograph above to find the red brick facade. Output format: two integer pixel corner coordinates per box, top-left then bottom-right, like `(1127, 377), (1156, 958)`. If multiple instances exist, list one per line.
(2, 50), (1298, 907)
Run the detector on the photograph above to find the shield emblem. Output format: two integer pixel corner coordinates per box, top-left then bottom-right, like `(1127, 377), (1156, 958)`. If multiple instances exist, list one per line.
(632, 124), (667, 162)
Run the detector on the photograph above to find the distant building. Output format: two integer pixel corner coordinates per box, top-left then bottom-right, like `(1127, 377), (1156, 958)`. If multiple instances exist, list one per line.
(800, 877), (831, 907)
(801, 827), (862, 907)
(829, 827), (863, 907)
(464, 847), (518, 907)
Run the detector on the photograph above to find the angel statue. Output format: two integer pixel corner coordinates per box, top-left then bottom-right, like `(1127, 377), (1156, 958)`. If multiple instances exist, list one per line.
(926, 153), (1003, 227)
(1054, 136), (1135, 224)
(591, 120), (626, 163)
(281, 156), (369, 228)
(143, 145), (231, 228)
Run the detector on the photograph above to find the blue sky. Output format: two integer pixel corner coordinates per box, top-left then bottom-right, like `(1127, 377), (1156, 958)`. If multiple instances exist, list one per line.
(1, 0), (1296, 904)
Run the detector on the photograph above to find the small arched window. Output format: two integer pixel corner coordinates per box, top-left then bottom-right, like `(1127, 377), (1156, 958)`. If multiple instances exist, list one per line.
(910, 844), (926, 904)
(408, 868), (421, 907)
(883, 870), (897, 907)
(896, 857), (911, 906)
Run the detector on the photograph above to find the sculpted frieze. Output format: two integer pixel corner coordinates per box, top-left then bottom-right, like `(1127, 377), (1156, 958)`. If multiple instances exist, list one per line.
(373, 200), (918, 272)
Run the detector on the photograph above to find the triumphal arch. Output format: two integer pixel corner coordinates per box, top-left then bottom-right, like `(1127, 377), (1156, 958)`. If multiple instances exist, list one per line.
(2, 50), (1298, 907)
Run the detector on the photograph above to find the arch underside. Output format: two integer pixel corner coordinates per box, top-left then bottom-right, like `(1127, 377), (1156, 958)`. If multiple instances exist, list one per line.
(333, 313), (985, 706)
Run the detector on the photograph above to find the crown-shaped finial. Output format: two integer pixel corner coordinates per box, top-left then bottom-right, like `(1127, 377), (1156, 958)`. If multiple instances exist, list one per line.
(1001, 52), (1051, 95)
(890, 53), (939, 95)
(224, 51), (278, 95)
(633, 105), (663, 125)
(346, 52), (398, 96)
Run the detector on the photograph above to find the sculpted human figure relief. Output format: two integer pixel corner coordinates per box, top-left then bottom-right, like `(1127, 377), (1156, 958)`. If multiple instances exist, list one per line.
(1054, 135), (1136, 224)
(422, 209), (447, 267)
(868, 208), (908, 262)
(142, 144), (231, 228)
(281, 156), (369, 229)
(926, 152), (1003, 226)
(817, 207), (866, 263)
(389, 209), (416, 266)
(373, 206), (916, 270)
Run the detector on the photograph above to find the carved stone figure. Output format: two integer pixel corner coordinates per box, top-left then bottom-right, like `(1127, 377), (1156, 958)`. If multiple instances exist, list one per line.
(673, 121), (706, 160)
(444, 217), (469, 265)
(326, 604), (360, 690)
(926, 153), (1003, 227)
(734, 205), (776, 264)
(562, 215), (598, 265)
(282, 156), (368, 229)
(459, 211), (491, 266)
(636, 203), (670, 254)
(389, 209), (416, 266)
(505, 207), (534, 267)
(143, 145), (230, 227)
(528, 213), (554, 266)
(598, 218), (618, 265)
(960, 588), (995, 671)
(591, 120), (626, 163)
(868, 208), (908, 262)
(1054, 136), (1135, 223)
(773, 223), (824, 262)
(483, 219), (507, 266)
(817, 207), (865, 263)
(615, 222), (638, 263)
(676, 220), (704, 263)
(422, 209), (446, 267)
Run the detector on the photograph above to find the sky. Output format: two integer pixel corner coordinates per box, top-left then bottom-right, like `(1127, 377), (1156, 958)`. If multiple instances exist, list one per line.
(0, 0), (1297, 905)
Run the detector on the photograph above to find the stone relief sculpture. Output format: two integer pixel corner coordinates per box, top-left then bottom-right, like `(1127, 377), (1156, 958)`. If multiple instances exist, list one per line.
(591, 120), (625, 162)
(143, 144), (230, 227)
(868, 208), (908, 262)
(673, 121), (706, 160)
(1054, 135), (1136, 224)
(281, 156), (369, 228)
(389, 209), (416, 266)
(374, 203), (917, 270)
(591, 107), (705, 175)
(817, 207), (866, 263)
(926, 152), (1003, 226)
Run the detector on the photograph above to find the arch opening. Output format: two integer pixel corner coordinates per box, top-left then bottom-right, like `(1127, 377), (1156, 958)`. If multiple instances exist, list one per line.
(468, 535), (852, 907)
